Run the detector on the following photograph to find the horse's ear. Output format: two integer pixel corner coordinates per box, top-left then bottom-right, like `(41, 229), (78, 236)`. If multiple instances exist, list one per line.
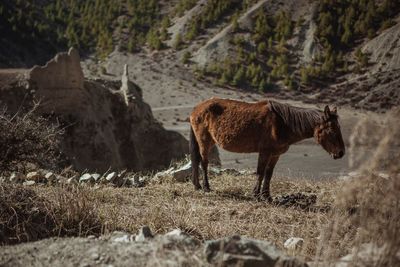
(324, 105), (331, 118)
(332, 106), (338, 114)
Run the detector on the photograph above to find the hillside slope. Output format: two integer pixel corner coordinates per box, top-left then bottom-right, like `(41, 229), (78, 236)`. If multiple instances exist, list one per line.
(1, 0), (400, 111)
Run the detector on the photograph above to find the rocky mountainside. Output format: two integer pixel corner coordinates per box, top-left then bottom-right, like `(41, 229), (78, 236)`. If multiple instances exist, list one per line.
(0, 48), (188, 172)
(1, 0), (400, 112)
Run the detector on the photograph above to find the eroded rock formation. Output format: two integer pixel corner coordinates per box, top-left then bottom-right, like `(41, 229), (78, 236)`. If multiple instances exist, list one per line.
(0, 48), (188, 172)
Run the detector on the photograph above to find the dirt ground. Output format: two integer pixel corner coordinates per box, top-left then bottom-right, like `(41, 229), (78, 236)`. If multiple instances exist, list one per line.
(83, 51), (382, 179)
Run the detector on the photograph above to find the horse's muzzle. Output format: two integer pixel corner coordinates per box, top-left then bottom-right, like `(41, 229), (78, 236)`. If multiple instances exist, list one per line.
(333, 150), (344, 159)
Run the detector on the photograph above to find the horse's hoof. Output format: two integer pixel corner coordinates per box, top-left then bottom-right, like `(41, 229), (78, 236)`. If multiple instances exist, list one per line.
(260, 194), (272, 203)
(264, 196), (273, 203)
(194, 185), (202, 190)
(203, 187), (211, 193)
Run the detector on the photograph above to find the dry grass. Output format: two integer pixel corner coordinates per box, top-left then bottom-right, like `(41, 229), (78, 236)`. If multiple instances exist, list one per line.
(316, 108), (400, 266)
(28, 174), (337, 260)
(1, 111), (398, 265)
(0, 105), (65, 175)
(0, 183), (103, 245)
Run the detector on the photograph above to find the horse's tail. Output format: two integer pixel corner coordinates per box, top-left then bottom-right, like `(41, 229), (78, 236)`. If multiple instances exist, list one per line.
(190, 124), (201, 168)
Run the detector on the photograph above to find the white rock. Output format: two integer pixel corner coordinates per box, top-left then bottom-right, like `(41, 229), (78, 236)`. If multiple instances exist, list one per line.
(26, 171), (41, 181)
(112, 234), (135, 243)
(105, 172), (117, 182)
(284, 237), (304, 251)
(378, 172), (389, 179)
(80, 173), (94, 183)
(9, 172), (25, 183)
(170, 161), (192, 182)
(165, 229), (185, 237)
(92, 173), (101, 181)
(66, 177), (78, 184)
(45, 172), (57, 182)
(23, 180), (36, 186)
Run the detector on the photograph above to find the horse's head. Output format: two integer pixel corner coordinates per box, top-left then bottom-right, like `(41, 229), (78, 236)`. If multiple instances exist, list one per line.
(315, 106), (345, 159)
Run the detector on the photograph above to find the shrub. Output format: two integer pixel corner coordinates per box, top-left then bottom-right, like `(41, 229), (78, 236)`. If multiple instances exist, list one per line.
(173, 33), (183, 50)
(316, 108), (400, 266)
(181, 51), (191, 64)
(0, 184), (103, 245)
(0, 106), (64, 174)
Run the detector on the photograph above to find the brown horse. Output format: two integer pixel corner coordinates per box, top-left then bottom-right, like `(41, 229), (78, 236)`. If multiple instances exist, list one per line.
(189, 98), (345, 200)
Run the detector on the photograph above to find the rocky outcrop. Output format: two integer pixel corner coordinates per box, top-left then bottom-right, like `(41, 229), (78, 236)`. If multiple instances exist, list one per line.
(362, 21), (400, 73)
(0, 228), (308, 267)
(0, 48), (188, 172)
(205, 235), (308, 267)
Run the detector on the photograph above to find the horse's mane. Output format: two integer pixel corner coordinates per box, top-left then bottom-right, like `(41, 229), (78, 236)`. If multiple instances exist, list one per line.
(269, 100), (323, 136)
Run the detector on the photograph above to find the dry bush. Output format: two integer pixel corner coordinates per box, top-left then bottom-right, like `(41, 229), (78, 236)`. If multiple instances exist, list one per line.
(0, 106), (64, 174)
(0, 184), (103, 245)
(0, 183), (54, 244)
(316, 108), (400, 266)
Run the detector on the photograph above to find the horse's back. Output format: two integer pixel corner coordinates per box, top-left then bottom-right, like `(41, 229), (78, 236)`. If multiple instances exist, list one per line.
(190, 98), (274, 152)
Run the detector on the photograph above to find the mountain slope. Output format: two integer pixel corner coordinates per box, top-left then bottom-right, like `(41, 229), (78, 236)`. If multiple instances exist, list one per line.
(1, 0), (400, 111)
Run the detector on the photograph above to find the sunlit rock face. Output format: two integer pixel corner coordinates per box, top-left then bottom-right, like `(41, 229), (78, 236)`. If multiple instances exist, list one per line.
(0, 48), (188, 172)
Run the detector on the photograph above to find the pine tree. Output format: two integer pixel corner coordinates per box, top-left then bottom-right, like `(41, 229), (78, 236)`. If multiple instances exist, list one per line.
(232, 66), (245, 86)
(173, 32), (182, 50)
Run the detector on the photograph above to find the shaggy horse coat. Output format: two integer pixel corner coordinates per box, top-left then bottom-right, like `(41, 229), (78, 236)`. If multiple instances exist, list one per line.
(189, 98), (345, 200)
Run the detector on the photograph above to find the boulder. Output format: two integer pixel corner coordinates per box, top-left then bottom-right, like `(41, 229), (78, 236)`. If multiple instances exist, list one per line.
(205, 235), (308, 267)
(1, 48), (188, 173)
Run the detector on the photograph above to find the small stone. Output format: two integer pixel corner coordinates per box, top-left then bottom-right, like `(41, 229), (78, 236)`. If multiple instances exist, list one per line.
(135, 226), (153, 242)
(26, 171), (42, 181)
(112, 234), (134, 243)
(23, 180), (36, 186)
(92, 173), (101, 182)
(79, 173), (94, 183)
(105, 172), (117, 182)
(9, 172), (25, 183)
(165, 229), (185, 237)
(45, 172), (57, 183)
(66, 177), (78, 184)
(284, 237), (304, 251)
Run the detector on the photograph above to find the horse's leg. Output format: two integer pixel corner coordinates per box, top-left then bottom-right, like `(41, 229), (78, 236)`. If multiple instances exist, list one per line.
(201, 159), (210, 192)
(261, 156), (280, 202)
(253, 151), (269, 199)
(190, 125), (202, 190)
(199, 137), (214, 193)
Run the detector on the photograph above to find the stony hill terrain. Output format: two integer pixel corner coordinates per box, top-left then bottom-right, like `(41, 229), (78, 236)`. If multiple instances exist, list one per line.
(1, 0), (400, 111)
(0, 48), (187, 172)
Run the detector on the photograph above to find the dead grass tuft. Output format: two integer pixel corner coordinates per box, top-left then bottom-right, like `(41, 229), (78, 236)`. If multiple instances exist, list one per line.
(0, 105), (65, 175)
(0, 184), (103, 245)
(316, 108), (400, 266)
